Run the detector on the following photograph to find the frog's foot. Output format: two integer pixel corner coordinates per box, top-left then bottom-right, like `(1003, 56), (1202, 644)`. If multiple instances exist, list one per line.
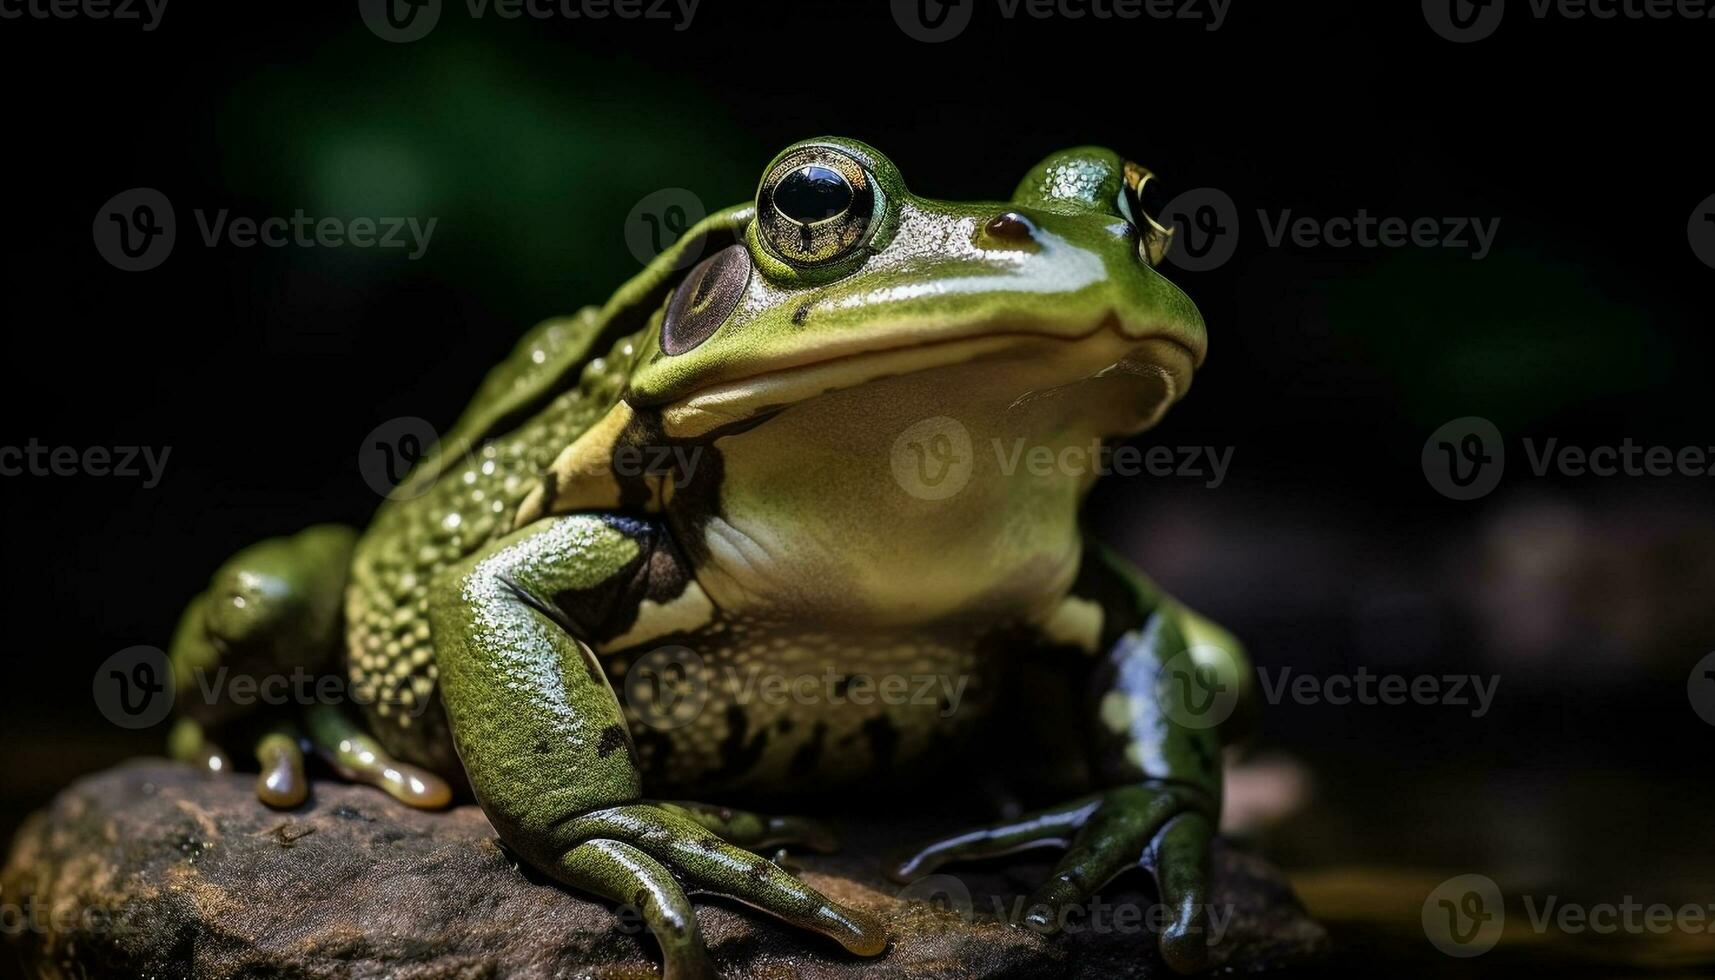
(552, 802), (885, 977)
(254, 726), (310, 809)
(302, 705), (452, 809)
(892, 783), (1215, 974)
(659, 801), (839, 854)
(168, 717), (233, 776)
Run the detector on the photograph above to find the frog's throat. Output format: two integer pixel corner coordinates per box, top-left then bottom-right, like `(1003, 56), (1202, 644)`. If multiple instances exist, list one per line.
(654, 320), (1196, 441)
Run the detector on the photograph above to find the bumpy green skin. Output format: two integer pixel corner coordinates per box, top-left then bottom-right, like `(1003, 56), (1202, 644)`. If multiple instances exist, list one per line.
(168, 137), (1253, 977)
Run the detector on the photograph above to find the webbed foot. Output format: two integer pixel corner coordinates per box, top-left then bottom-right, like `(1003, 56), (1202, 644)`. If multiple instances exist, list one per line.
(893, 783), (1215, 973)
(553, 802), (884, 979)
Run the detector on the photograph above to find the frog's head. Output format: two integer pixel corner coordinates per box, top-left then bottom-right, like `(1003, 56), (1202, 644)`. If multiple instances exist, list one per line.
(627, 136), (1205, 442)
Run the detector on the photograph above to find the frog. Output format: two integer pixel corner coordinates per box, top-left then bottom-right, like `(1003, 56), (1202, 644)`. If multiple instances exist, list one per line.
(165, 136), (1254, 977)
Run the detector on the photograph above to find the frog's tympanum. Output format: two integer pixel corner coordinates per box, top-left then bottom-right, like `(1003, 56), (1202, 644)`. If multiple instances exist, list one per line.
(167, 138), (1253, 977)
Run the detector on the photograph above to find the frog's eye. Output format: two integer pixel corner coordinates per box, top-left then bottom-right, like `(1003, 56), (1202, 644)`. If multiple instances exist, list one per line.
(1118, 161), (1176, 267)
(756, 147), (876, 267)
(661, 244), (750, 355)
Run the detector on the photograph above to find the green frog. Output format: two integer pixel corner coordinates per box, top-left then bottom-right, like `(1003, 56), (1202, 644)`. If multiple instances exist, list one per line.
(166, 137), (1253, 977)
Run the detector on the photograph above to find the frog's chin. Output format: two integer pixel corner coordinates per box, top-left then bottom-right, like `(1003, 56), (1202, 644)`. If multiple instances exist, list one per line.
(656, 319), (1196, 440)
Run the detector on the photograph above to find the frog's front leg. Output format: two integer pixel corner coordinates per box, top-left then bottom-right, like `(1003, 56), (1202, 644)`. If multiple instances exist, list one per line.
(894, 542), (1249, 974)
(429, 515), (885, 979)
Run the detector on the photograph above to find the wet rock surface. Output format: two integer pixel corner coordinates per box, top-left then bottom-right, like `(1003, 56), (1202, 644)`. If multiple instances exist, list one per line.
(2, 760), (1327, 978)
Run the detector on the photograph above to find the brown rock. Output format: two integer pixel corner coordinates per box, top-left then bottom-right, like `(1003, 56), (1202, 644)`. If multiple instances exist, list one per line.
(2, 761), (1326, 978)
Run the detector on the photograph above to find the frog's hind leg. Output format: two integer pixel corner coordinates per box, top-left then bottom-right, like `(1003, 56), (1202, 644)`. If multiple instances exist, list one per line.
(302, 704), (452, 809)
(167, 525), (356, 808)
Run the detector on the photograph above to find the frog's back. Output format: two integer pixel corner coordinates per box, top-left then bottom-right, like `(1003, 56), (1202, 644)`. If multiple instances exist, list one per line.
(345, 309), (637, 775)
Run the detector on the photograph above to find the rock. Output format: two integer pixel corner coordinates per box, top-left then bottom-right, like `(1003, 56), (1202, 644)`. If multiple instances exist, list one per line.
(2, 761), (1327, 978)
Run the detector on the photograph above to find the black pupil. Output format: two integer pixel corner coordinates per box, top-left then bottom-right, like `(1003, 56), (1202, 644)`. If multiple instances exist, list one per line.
(775, 165), (851, 223)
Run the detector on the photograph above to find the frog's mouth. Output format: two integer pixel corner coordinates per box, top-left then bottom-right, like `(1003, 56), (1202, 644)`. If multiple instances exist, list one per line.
(657, 317), (1197, 439)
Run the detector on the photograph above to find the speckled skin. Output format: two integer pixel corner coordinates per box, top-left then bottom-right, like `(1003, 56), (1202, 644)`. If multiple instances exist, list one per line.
(344, 313), (627, 777)
(168, 138), (1254, 978)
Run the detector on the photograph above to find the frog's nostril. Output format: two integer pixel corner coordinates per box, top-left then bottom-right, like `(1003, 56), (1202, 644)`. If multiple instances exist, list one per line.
(983, 211), (1037, 244)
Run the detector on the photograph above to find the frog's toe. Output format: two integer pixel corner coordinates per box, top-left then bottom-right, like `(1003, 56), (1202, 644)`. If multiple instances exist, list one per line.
(254, 729), (309, 809)
(1148, 812), (1214, 975)
(890, 795), (1099, 882)
(303, 705), (452, 809)
(894, 785), (1216, 974)
(560, 838), (717, 980)
(570, 803), (887, 957)
(168, 717), (233, 776)
(661, 800), (839, 853)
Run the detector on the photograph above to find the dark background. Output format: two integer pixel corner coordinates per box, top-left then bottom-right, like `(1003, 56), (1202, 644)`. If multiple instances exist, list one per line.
(2, 0), (1711, 974)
